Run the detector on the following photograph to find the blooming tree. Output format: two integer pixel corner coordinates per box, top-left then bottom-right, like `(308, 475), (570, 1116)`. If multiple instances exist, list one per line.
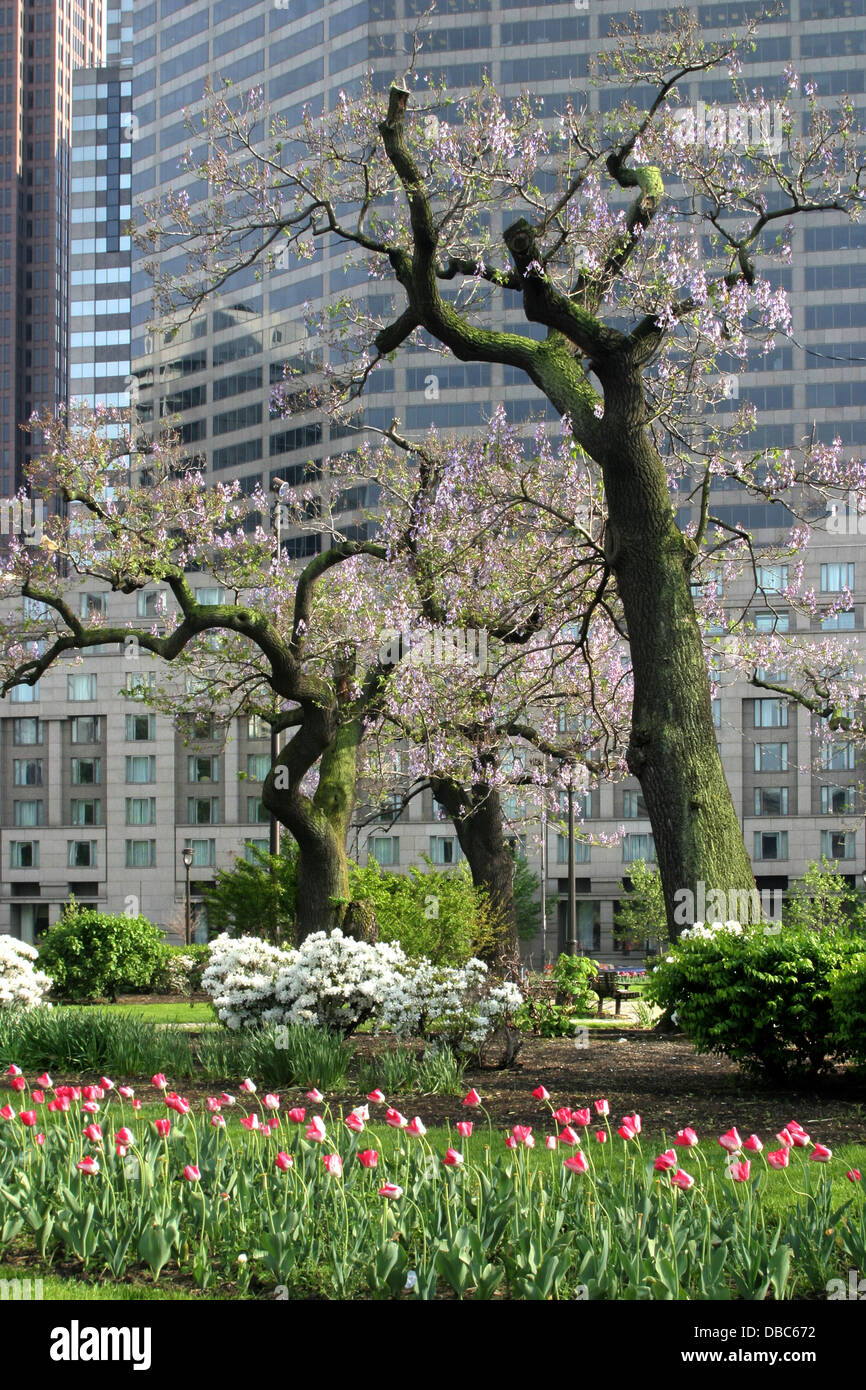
(138, 11), (866, 933)
(0, 936), (53, 1010)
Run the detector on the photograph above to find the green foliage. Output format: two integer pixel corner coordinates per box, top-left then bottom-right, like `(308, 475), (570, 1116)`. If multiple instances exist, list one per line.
(784, 857), (862, 935)
(201, 842), (298, 943)
(614, 860), (667, 950)
(515, 954), (600, 1037)
(356, 1044), (466, 1096)
(347, 858), (497, 963)
(513, 856), (542, 942)
(150, 944), (211, 996)
(38, 902), (167, 1003)
(646, 923), (866, 1080)
(830, 952), (866, 1070)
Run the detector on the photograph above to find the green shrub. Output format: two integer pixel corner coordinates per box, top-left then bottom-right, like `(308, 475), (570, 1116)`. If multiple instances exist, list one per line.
(201, 843), (298, 942)
(830, 952), (866, 1069)
(38, 902), (167, 1002)
(515, 954), (600, 1037)
(346, 859), (498, 964)
(646, 921), (864, 1079)
(151, 944), (211, 995)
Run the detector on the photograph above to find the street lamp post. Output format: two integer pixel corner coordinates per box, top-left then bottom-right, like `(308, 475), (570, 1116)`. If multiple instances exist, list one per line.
(181, 846), (194, 946)
(566, 766), (578, 957)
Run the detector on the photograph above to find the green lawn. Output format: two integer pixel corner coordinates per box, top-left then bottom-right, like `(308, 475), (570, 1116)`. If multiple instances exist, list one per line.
(67, 1002), (216, 1026)
(0, 1263), (245, 1300)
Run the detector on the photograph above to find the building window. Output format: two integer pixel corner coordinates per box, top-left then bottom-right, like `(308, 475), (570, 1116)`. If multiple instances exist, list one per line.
(12, 717), (41, 744)
(623, 789), (647, 818)
(712, 698), (721, 727)
(194, 587), (225, 605)
(189, 797), (220, 825)
(125, 755), (156, 784)
(184, 838), (215, 867)
(190, 714), (215, 741)
(820, 742), (855, 771)
(244, 839), (269, 861)
(10, 842), (39, 869)
(820, 829), (856, 860)
(429, 835), (460, 865)
(753, 831), (788, 861)
(13, 759), (43, 787)
(369, 836), (399, 867)
(67, 673), (97, 701)
(71, 715), (101, 743)
(126, 840), (156, 868)
(126, 798), (157, 826)
(247, 713), (268, 739)
(125, 672), (157, 697)
(754, 698), (788, 728)
(557, 835), (592, 864)
(754, 787), (788, 816)
(13, 801), (43, 828)
(754, 742), (788, 772)
(821, 785), (854, 814)
(756, 564), (788, 593)
(68, 840), (97, 868)
(137, 590), (165, 617)
(247, 797), (268, 824)
(189, 755), (218, 783)
(246, 754), (270, 781)
(78, 592), (107, 619)
(820, 611), (856, 631)
(622, 833), (656, 864)
(71, 799), (101, 827)
(125, 713), (155, 741)
(10, 684), (39, 703)
(754, 611), (789, 632)
(821, 562), (854, 592)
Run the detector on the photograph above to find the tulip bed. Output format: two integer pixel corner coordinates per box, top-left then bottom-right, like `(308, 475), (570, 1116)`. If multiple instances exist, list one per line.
(1, 1070), (865, 1300)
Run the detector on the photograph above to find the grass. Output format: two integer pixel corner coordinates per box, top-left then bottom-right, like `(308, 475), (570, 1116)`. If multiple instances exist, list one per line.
(67, 1003), (216, 1026)
(0, 1263), (247, 1300)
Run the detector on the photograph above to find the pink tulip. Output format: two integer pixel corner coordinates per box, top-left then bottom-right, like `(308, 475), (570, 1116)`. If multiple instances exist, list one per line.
(165, 1094), (190, 1115)
(670, 1169), (695, 1190)
(82, 1102), (99, 1115)
(443, 1149), (464, 1166)
(35, 1133), (45, 1147)
(240, 1078), (256, 1094)
(152, 1074), (167, 1089)
(532, 1085), (550, 1101)
(523, 1135), (536, 1149)
(718, 1127), (742, 1152)
(504, 1135), (517, 1149)
(305, 1116), (326, 1143)
(206, 1097), (221, 1112)
(115, 1127), (134, 1146)
(546, 1136), (557, 1150)
(767, 1148), (789, 1169)
(594, 1098), (610, 1116)
(785, 1120), (806, 1135)
(563, 1152), (589, 1174)
(378, 1183), (403, 1198)
(32, 1090), (44, 1105)
(118, 1086), (134, 1099)
(323, 1154), (342, 1176)
(358, 1149), (379, 1168)
(275, 1151), (293, 1171)
(100, 1077), (114, 1091)
(132, 1100), (142, 1111)
(847, 1170), (861, 1182)
(345, 1112), (364, 1134)
(729, 1160), (751, 1182)
(675, 1128), (699, 1147)
(184, 1164), (200, 1182)
(776, 1127), (794, 1148)
(6, 1064), (21, 1076)
(456, 1121), (473, 1138)
(617, 1122), (637, 1141)
(287, 1107), (306, 1124)
(623, 1113), (641, 1134)
(572, 1108), (591, 1127)
(810, 1144), (832, 1162)
(512, 1125), (532, 1145)
(366, 1090), (385, 1103)
(10, 1077), (26, 1092)
(0, 1105), (14, 1121)
(306, 1088), (323, 1103)
(220, 1093), (236, 1107)
(154, 1118), (171, 1138)
(37, 1072), (52, 1088)
(407, 1117), (427, 1137)
(82, 1086), (104, 1102)
(558, 1125), (581, 1146)
(77, 1157), (100, 1175)
(211, 1114), (226, 1129)
(553, 1107), (573, 1125)
(594, 1130), (607, 1144)
(240, 1114), (260, 1131)
(83, 1123), (102, 1143)
(19, 1110), (37, 1127)
(790, 1130), (811, 1148)
(385, 1108), (408, 1129)
(116, 1145), (127, 1158)
(654, 1149), (677, 1171)
(463, 1089), (481, 1107)
(46, 1102), (58, 1114)
(743, 1135), (763, 1152)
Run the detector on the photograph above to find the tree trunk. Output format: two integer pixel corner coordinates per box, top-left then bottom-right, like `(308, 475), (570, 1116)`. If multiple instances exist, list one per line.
(430, 777), (520, 973)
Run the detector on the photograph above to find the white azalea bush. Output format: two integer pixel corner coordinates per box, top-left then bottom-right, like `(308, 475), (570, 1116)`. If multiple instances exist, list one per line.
(203, 930), (522, 1052)
(0, 936), (53, 1010)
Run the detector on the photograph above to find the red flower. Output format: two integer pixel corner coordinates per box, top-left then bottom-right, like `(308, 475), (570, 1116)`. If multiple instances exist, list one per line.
(152, 1074), (167, 1089)
(512, 1125), (533, 1145)
(718, 1127), (742, 1153)
(385, 1108), (408, 1129)
(675, 1128), (699, 1147)
(670, 1168), (695, 1190)
(563, 1152), (589, 1174)
(287, 1107), (306, 1124)
(306, 1088), (323, 1103)
(617, 1122), (637, 1141)
(593, 1098), (609, 1116)
(366, 1090), (385, 1103)
(810, 1144), (832, 1163)
(77, 1156), (100, 1175)
(654, 1149), (677, 1171)
(847, 1169), (861, 1182)
(407, 1117), (427, 1137)
(357, 1149), (379, 1169)
(594, 1129), (607, 1144)
(729, 1160), (751, 1182)
(558, 1125), (581, 1146)
(154, 1118), (171, 1138)
(83, 1123), (102, 1143)
(462, 1089), (481, 1107)
(323, 1153), (343, 1176)
(275, 1152), (293, 1171)
(456, 1121), (473, 1138)
(18, 1110), (37, 1126)
(305, 1116), (326, 1143)
(623, 1113), (641, 1134)
(532, 1085), (550, 1101)
(345, 1112), (365, 1133)
(443, 1149), (464, 1166)
(553, 1107), (573, 1126)
(183, 1165), (201, 1182)
(37, 1072), (52, 1088)
(743, 1135), (763, 1152)
(767, 1148), (789, 1170)
(378, 1182), (403, 1198)
(10, 1078), (26, 1093)
(32, 1090), (44, 1105)
(572, 1108), (591, 1127)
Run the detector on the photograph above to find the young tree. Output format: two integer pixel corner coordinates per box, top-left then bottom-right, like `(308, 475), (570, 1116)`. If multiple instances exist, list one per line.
(139, 11), (866, 934)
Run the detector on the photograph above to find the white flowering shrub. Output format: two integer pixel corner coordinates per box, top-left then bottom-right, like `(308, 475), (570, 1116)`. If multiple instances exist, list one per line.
(0, 935), (53, 1010)
(203, 929), (522, 1050)
(679, 920), (744, 941)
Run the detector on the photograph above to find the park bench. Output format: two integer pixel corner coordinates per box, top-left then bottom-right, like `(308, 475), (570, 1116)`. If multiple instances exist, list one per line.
(594, 970), (642, 1018)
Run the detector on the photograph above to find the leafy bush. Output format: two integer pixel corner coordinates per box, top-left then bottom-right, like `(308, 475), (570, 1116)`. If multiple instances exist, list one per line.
(515, 954), (600, 1036)
(830, 952), (866, 1070)
(646, 920), (865, 1079)
(151, 944), (211, 996)
(38, 903), (167, 1002)
(347, 859), (499, 963)
(614, 859), (668, 951)
(201, 842), (298, 943)
(203, 930), (522, 1054)
(0, 936), (53, 1011)
(784, 858), (862, 935)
